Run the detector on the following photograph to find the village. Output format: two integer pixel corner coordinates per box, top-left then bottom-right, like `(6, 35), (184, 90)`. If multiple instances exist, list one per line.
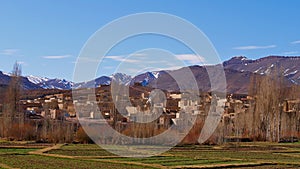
(1, 82), (298, 144)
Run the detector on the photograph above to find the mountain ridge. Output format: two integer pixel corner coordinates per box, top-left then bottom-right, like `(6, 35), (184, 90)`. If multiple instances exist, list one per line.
(0, 55), (299, 93)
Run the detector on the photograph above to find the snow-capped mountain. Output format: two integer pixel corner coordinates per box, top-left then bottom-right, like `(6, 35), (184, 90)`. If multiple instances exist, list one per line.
(38, 79), (74, 90)
(130, 71), (162, 86)
(74, 73), (132, 89)
(111, 73), (132, 85)
(0, 56), (299, 92)
(73, 76), (112, 89)
(26, 75), (74, 90)
(0, 72), (41, 89)
(223, 56), (300, 84)
(27, 75), (49, 84)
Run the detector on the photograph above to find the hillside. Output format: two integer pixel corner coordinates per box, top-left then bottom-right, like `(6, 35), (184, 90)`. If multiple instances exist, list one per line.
(0, 56), (299, 94)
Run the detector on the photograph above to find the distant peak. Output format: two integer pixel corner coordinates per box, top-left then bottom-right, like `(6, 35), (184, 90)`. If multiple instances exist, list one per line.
(231, 56), (249, 60)
(112, 72), (129, 76)
(223, 56), (252, 66)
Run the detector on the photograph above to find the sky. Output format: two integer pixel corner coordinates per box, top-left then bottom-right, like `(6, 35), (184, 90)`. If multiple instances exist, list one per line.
(1, 0), (300, 80)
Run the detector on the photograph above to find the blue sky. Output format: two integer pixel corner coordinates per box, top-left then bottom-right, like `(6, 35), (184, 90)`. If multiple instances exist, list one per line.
(1, 0), (300, 80)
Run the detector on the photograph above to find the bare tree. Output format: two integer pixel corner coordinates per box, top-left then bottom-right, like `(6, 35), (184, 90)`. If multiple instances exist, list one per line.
(3, 62), (23, 139)
(249, 66), (285, 142)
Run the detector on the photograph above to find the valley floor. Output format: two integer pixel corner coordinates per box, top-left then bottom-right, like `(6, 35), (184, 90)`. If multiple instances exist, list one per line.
(1, 141), (300, 168)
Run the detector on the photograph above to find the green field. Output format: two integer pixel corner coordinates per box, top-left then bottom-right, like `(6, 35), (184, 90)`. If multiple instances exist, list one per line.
(1, 142), (300, 168)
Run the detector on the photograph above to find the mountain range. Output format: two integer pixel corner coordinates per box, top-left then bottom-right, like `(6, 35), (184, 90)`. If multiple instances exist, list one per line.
(0, 56), (299, 94)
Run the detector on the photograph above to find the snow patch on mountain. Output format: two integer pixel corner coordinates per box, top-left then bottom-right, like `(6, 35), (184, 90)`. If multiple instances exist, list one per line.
(284, 70), (298, 76)
(284, 69), (290, 74)
(2, 72), (11, 76)
(254, 67), (263, 73)
(153, 72), (161, 78)
(27, 75), (49, 84)
(38, 78), (74, 90)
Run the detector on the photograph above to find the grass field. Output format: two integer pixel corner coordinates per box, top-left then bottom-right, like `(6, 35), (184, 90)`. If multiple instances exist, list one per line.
(1, 142), (300, 168)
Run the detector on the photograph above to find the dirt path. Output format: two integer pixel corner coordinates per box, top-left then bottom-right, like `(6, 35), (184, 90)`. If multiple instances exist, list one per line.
(28, 144), (166, 169)
(26, 144), (300, 169)
(28, 144), (63, 155)
(28, 144), (79, 159)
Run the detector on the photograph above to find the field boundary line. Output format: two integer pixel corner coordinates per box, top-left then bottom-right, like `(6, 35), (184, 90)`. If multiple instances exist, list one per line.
(275, 153), (300, 158)
(170, 162), (274, 169)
